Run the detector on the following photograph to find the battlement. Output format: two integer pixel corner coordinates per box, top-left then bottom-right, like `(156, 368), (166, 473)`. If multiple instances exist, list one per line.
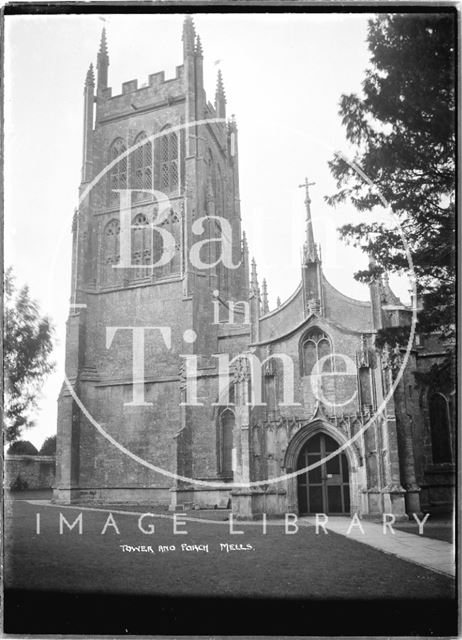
(96, 65), (185, 123)
(103, 64), (185, 100)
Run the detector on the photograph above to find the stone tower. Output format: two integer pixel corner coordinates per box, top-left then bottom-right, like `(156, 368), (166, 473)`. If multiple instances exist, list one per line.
(54, 17), (249, 505)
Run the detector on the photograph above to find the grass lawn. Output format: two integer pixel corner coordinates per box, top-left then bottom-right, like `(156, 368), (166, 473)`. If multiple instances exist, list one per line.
(4, 499), (457, 635)
(5, 499), (454, 598)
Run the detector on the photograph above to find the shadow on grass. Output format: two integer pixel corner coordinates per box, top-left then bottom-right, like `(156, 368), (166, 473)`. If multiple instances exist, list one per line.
(392, 515), (454, 544)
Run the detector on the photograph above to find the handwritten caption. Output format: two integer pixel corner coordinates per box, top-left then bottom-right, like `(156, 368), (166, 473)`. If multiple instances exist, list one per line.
(119, 543), (254, 554)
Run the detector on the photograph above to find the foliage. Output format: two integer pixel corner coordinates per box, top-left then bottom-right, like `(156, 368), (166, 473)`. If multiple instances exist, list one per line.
(414, 354), (456, 390)
(374, 326), (411, 351)
(326, 13), (455, 340)
(7, 440), (39, 455)
(39, 435), (57, 456)
(10, 475), (29, 491)
(4, 268), (55, 442)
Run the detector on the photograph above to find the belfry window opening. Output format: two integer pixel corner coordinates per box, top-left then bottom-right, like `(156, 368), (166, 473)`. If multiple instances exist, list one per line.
(108, 138), (127, 206)
(132, 132), (153, 202)
(160, 128), (179, 194)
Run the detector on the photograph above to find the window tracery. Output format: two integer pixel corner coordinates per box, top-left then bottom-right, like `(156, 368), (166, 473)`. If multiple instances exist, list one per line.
(103, 219), (120, 285)
(301, 329), (333, 376)
(132, 132), (153, 202)
(160, 128), (179, 193)
(108, 138), (127, 206)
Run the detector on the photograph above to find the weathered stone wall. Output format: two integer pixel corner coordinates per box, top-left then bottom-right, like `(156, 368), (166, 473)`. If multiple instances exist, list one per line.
(6, 455), (56, 490)
(322, 275), (373, 333)
(411, 336), (455, 512)
(258, 284), (304, 342)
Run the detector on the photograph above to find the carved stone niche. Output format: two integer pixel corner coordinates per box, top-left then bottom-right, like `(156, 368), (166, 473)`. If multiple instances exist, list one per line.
(263, 345), (275, 377)
(307, 298), (322, 316)
(356, 334), (370, 368)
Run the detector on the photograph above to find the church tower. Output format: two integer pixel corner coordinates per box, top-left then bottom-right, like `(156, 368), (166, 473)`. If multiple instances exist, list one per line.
(54, 17), (249, 505)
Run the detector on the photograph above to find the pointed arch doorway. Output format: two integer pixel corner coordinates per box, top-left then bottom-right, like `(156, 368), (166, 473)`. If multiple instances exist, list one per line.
(297, 432), (350, 515)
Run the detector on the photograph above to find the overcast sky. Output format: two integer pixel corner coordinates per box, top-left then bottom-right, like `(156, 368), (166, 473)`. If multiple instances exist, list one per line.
(4, 12), (411, 448)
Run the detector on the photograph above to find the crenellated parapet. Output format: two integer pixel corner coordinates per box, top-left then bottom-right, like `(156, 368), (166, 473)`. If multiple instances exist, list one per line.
(96, 66), (186, 123)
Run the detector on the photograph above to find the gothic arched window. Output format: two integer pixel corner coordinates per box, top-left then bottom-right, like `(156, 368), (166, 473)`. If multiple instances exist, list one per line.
(132, 132), (153, 202)
(159, 127), (179, 194)
(103, 219), (120, 286)
(429, 393), (452, 464)
(157, 207), (181, 277)
(301, 329), (332, 376)
(108, 138), (127, 206)
(318, 337), (333, 372)
(218, 408), (234, 478)
(131, 213), (151, 280)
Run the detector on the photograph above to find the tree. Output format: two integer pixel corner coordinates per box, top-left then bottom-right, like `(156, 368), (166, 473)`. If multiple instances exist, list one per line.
(39, 435), (57, 456)
(4, 268), (55, 442)
(7, 440), (39, 455)
(326, 13), (455, 340)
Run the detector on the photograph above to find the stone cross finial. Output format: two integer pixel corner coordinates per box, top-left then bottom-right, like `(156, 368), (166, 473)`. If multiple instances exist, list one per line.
(298, 177), (316, 206)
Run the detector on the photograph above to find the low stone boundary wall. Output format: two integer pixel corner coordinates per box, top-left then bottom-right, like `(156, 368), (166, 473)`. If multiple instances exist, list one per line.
(5, 455), (56, 490)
